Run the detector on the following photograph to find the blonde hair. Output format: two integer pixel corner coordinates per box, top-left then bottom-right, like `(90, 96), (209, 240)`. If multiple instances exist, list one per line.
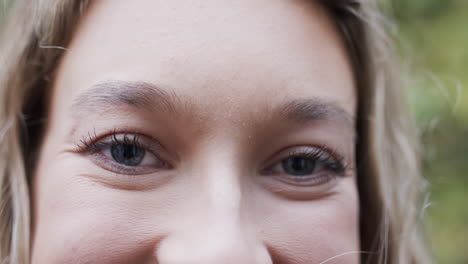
(0, 0), (431, 263)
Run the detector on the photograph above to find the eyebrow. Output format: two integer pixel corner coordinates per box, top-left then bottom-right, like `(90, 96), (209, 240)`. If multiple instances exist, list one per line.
(71, 80), (180, 117)
(278, 98), (354, 126)
(71, 80), (355, 128)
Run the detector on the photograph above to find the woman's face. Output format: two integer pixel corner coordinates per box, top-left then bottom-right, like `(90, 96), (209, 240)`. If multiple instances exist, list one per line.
(31, 0), (358, 263)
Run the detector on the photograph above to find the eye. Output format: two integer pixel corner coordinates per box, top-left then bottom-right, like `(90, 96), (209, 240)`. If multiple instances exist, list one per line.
(281, 156), (318, 176)
(264, 146), (346, 186)
(77, 132), (170, 175)
(106, 141), (146, 166)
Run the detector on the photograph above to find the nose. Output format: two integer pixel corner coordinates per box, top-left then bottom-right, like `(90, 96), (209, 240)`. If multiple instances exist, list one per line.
(155, 219), (273, 264)
(154, 163), (273, 264)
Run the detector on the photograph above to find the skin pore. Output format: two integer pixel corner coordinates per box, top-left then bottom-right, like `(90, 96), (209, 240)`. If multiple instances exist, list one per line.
(31, 0), (359, 263)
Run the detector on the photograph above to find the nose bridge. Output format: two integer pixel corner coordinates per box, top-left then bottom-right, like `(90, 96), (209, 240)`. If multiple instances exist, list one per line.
(155, 150), (272, 264)
(206, 157), (243, 218)
(193, 140), (248, 222)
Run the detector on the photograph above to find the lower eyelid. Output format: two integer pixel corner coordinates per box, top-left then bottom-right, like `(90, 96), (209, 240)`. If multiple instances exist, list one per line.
(89, 149), (165, 175)
(257, 173), (342, 200)
(280, 172), (336, 185)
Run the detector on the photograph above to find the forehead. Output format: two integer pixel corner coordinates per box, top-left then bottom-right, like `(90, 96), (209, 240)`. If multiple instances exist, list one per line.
(53, 0), (356, 122)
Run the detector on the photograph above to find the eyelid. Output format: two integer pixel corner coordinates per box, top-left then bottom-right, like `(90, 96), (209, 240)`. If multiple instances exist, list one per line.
(260, 145), (348, 188)
(76, 129), (165, 156)
(262, 145), (346, 173)
(75, 130), (173, 175)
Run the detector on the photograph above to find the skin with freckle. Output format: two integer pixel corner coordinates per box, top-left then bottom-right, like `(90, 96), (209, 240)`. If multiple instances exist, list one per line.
(31, 0), (359, 263)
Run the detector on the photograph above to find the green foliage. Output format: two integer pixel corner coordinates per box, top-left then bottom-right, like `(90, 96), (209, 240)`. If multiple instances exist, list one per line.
(385, 0), (468, 263)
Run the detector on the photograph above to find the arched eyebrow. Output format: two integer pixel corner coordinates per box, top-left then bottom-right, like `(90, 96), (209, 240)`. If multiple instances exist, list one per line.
(70, 80), (355, 130)
(278, 98), (354, 125)
(70, 80), (181, 116)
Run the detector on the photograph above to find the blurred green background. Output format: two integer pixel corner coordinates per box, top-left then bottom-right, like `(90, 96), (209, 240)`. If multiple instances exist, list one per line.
(1, 0), (467, 263)
(379, 0), (468, 263)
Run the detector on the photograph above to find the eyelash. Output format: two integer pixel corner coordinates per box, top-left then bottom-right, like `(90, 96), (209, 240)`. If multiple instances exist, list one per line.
(75, 130), (169, 174)
(262, 145), (349, 185)
(76, 130), (143, 154)
(285, 147), (346, 175)
(75, 130), (350, 185)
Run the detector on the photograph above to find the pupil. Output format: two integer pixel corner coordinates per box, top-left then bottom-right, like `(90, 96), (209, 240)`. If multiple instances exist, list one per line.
(282, 156), (316, 176)
(111, 144), (145, 166)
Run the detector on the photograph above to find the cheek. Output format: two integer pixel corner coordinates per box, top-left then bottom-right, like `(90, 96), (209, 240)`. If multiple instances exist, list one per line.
(31, 157), (168, 264)
(256, 181), (360, 263)
(31, 147), (360, 264)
